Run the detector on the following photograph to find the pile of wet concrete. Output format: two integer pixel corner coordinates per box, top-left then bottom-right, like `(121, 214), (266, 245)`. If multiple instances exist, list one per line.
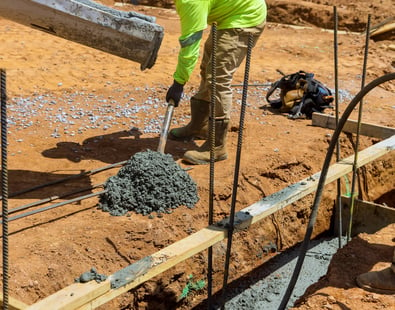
(99, 150), (199, 216)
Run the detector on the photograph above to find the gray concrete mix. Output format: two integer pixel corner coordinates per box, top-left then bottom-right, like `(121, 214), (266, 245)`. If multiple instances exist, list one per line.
(99, 149), (199, 216)
(219, 237), (346, 310)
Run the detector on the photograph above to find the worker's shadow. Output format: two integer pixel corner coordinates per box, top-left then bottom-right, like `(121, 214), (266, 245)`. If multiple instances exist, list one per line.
(1, 130), (146, 200)
(1, 128), (198, 202)
(41, 129), (195, 164)
(2, 130), (194, 200)
(0, 169), (93, 200)
(259, 103), (287, 116)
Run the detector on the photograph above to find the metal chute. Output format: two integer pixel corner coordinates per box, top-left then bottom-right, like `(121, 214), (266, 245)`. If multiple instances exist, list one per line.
(0, 0), (164, 70)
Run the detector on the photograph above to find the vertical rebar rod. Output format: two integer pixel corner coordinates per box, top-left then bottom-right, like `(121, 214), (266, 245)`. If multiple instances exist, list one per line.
(220, 33), (254, 310)
(347, 14), (371, 242)
(207, 22), (217, 309)
(333, 6), (343, 248)
(1, 68), (9, 310)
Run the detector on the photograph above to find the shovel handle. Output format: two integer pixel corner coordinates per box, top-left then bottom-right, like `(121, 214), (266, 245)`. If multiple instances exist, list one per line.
(157, 100), (175, 153)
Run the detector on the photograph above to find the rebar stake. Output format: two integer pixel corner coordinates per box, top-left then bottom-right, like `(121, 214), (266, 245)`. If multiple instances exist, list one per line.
(207, 22), (217, 310)
(1, 68), (9, 310)
(347, 14), (371, 242)
(333, 6), (343, 249)
(220, 33), (254, 310)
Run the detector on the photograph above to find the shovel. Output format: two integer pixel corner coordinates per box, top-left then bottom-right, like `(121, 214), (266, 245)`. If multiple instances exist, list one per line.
(157, 99), (175, 153)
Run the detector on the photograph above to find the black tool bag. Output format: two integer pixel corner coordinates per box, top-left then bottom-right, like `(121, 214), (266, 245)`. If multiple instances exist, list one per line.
(266, 70), (334, 118)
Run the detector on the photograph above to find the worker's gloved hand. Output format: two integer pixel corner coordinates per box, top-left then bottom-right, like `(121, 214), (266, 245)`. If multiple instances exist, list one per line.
(166, 80), (184, 107)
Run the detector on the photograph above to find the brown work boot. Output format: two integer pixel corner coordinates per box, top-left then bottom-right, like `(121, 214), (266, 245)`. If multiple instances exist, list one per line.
(169, 98), (209, 141)
(183, 119), (229, 165)
(356, 264), (395, 295)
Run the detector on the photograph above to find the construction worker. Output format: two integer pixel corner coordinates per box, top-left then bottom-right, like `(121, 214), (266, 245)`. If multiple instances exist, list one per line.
(356, 248), (395, 294)
(166, 0), (267, 165)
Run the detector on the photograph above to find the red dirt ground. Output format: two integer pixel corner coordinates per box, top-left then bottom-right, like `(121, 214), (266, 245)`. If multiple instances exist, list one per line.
(0, 0), (394, 309)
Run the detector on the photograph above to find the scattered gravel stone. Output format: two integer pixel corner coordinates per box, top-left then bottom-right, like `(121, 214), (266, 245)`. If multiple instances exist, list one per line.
(99, 150), (199, 216)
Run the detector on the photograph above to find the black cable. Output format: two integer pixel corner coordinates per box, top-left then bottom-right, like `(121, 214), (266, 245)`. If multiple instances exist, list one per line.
(1, 68), (9, 310)
(220, 33), (254, 310)
(278, 72), (395, 310)
(208, 22), (217, 310)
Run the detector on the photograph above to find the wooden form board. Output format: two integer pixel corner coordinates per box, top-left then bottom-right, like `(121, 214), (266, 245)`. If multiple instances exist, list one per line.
(27, 281), (110, 310)
(312, 112), (395, 139)
(339, 195), (395, 236)
(24, 135), (395, 310)
(0, 293), (28, 310)
(370, 22), (395, 37)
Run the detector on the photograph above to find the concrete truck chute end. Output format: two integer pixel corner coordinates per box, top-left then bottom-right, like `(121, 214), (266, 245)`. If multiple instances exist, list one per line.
(0, 0), (164, 70)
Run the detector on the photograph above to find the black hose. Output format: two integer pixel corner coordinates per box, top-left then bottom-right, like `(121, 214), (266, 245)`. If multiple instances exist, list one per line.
(278, 72), (395, 310)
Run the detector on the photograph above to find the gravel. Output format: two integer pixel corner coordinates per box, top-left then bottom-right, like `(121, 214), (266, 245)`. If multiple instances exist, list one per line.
(7, 88), (168, 138)
(6, 82), (353, 142)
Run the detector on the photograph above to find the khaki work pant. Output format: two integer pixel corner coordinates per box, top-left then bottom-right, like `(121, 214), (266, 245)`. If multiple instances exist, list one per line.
(192, 20), (266, 119)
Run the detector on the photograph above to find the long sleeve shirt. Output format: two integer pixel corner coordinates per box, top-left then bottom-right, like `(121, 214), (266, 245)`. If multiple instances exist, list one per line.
(173, 0), (267, 84)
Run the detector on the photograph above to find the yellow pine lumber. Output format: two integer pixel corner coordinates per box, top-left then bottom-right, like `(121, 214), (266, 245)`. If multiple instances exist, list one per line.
(368, 16), (395, 32)
(370, 22), (395, 37)
(79, 226), (227, 309)
(340, 196), (395, 235)
(26, 281), (110, 310)
(312, 112), (395, 139)
(0, 293), (29, 310)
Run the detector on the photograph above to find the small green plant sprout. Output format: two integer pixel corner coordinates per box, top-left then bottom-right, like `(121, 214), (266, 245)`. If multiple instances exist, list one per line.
(179, 274), (206, 300)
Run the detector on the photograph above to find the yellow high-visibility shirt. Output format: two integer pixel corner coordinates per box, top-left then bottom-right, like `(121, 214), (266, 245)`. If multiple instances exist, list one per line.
(173, 0), (267, 84)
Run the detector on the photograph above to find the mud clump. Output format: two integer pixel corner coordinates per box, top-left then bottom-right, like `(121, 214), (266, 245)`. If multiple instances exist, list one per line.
(99, 150), (199, 216)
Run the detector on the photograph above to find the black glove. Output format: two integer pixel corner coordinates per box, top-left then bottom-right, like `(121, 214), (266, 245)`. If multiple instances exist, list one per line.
(166, 80), (184, 107)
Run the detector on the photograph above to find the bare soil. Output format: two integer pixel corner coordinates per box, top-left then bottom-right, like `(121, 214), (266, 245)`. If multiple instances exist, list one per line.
(0, 1), (394, 309)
